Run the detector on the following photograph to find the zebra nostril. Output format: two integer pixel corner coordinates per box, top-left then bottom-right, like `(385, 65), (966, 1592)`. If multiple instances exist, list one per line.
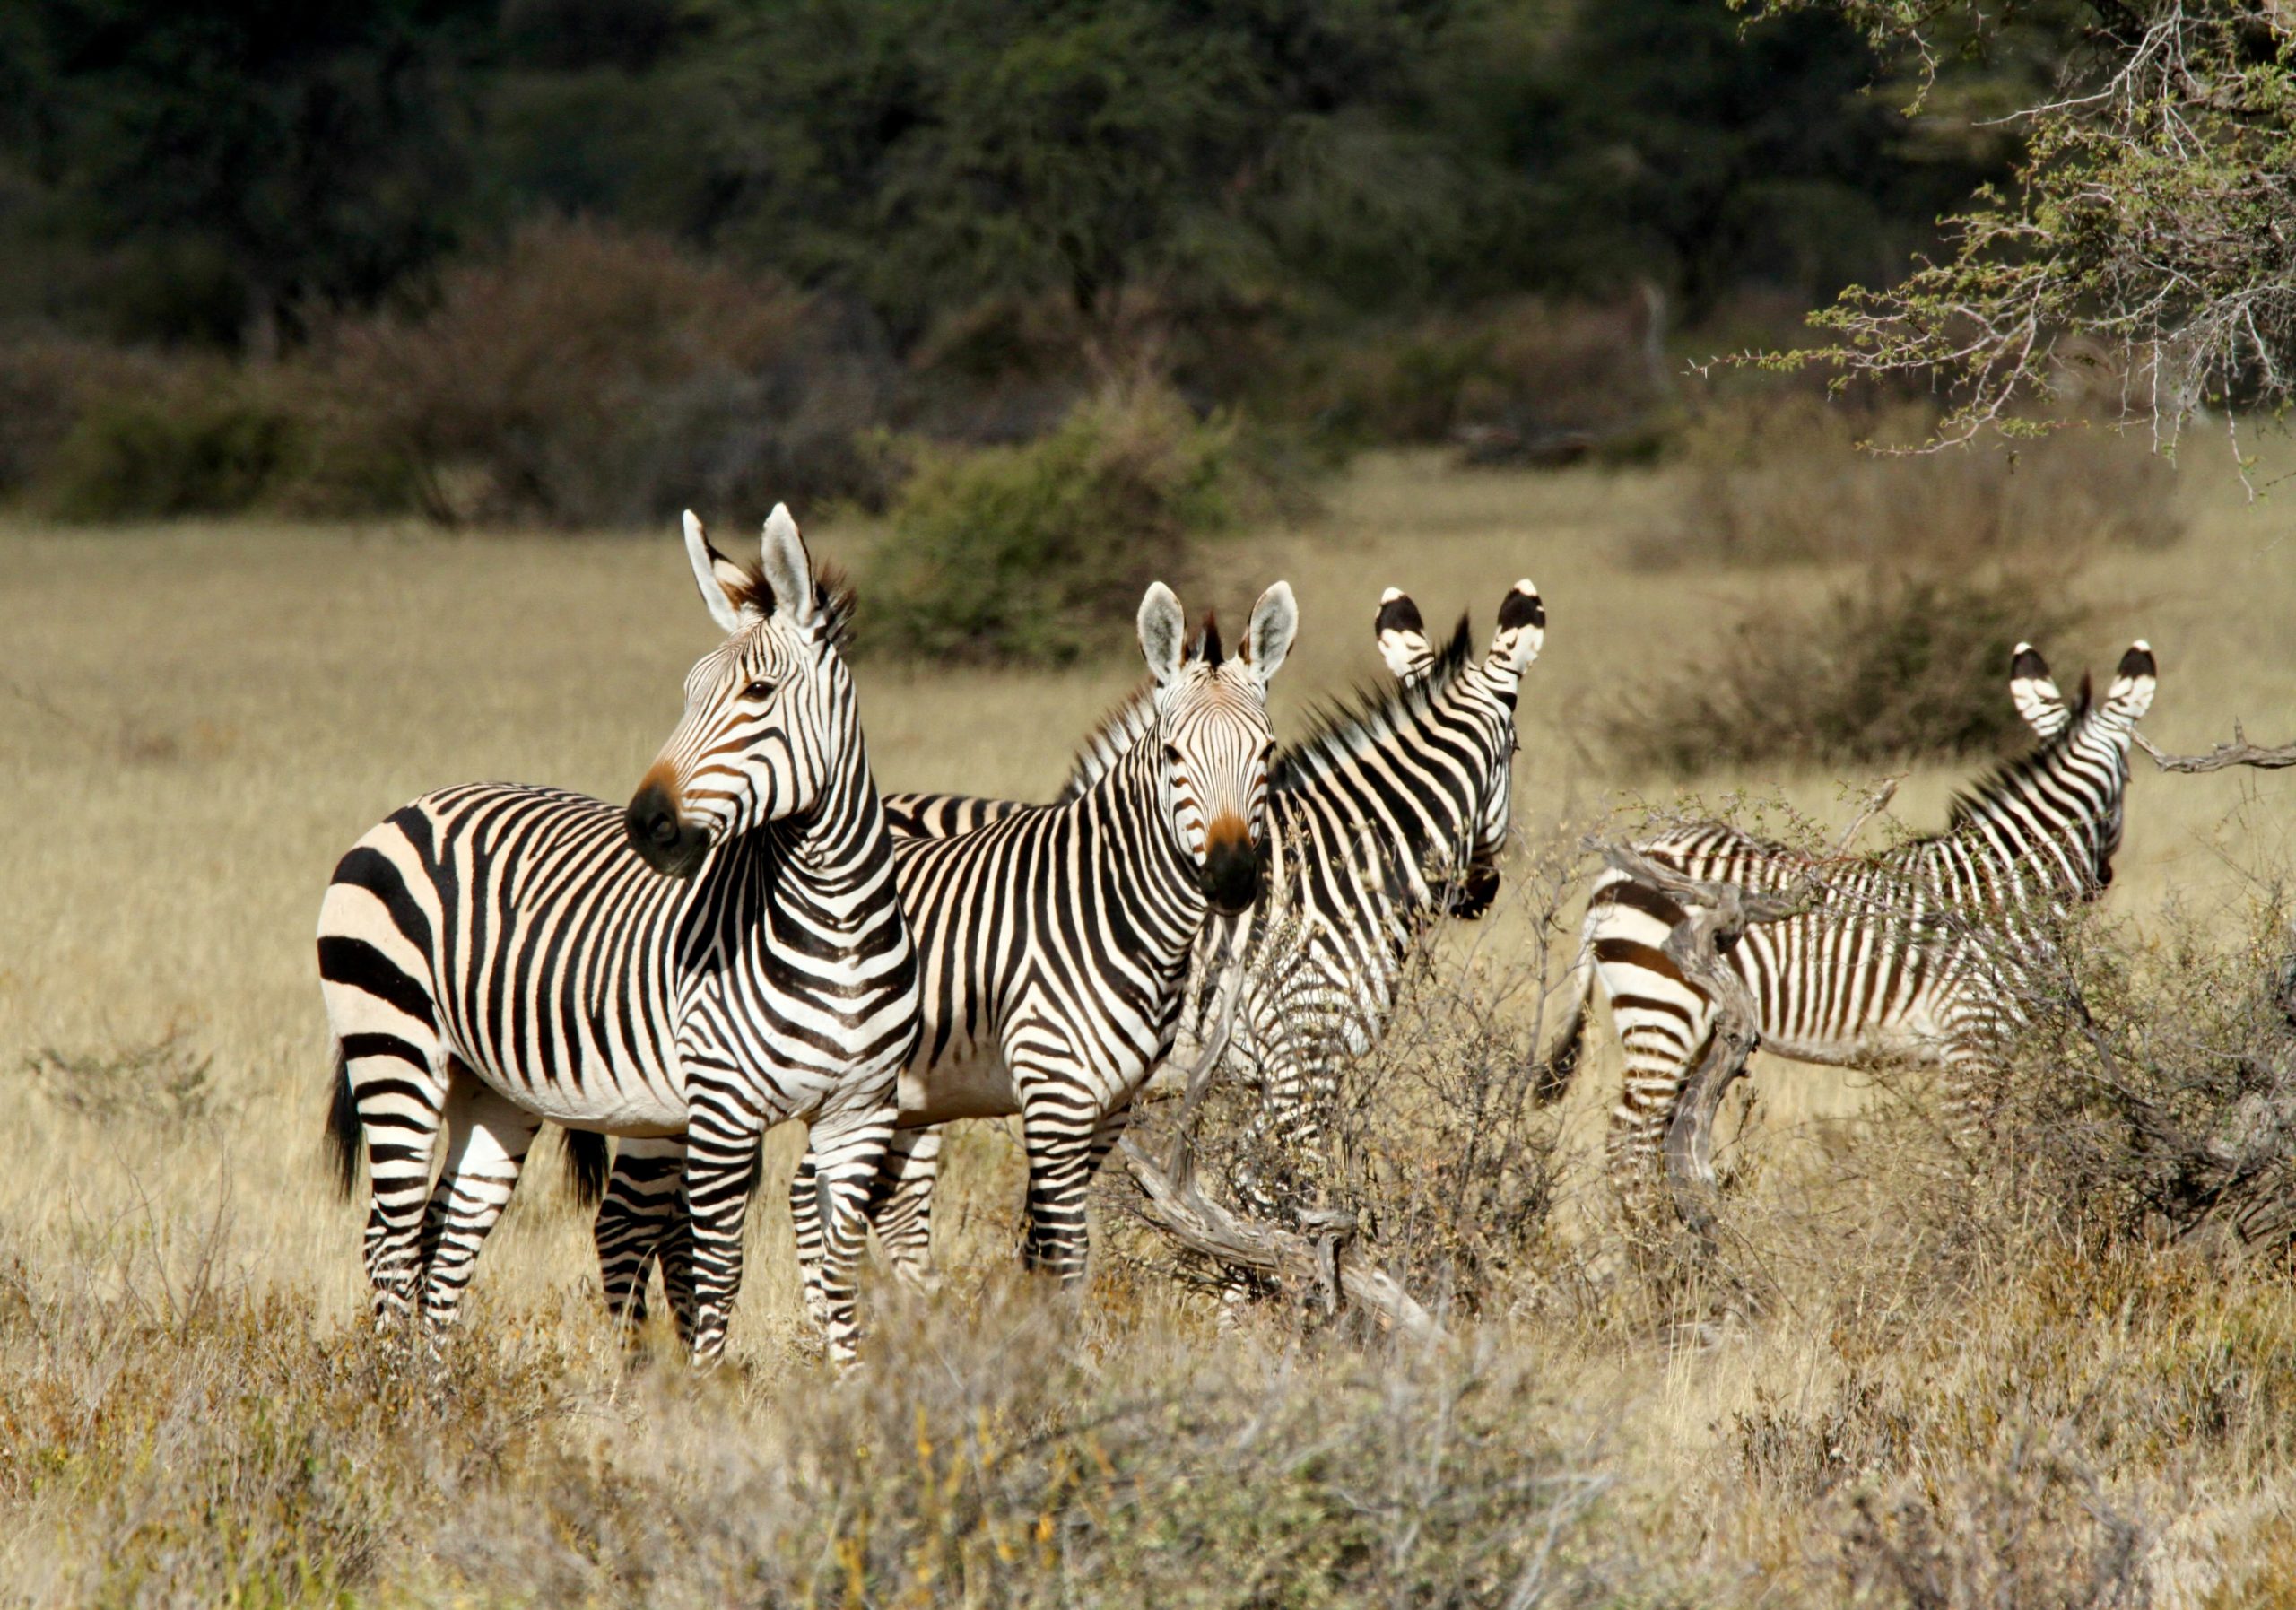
(647, 812), (680, 849)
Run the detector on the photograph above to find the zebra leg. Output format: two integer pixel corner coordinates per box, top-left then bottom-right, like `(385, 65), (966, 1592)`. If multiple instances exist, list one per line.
(789, 1145), (827, 1327)
(869, 1127), (944, 1292)
(790, 1126), (938, 1327)
(801, 1102), (900, 1365)
(593, 1135), (687, 1341)
(1016, 1088), (1106, 1285)
(414, 1066), (542, 1338)
(677, 1079), (770, 1367)
(1605, 1006), (1714, 1210)
(341, 1040), (451, 1335)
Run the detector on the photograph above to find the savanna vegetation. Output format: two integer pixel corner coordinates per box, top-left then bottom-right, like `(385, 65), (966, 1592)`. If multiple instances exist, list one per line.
(4, 441), (2295, 1605)
(10, 0), (2296, 1603)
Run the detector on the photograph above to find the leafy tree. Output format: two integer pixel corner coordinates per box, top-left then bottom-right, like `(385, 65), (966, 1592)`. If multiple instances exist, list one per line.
(1763, 0), (2296, 455)
(12, 0), (491, 348)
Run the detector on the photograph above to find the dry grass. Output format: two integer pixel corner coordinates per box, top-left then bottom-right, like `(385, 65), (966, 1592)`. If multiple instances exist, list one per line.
(4, 432), (2296, 1603)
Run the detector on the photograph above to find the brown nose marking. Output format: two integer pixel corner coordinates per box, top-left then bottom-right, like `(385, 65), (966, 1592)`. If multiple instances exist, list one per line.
(637, 759), (683, 807)
(1205, 811), (1252, 851)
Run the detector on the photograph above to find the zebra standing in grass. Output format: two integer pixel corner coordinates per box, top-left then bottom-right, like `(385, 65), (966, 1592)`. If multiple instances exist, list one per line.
(317, 508), (917, 1364)
(880, 580), (1547, 1225)
(1541, 640), (2158, 1184)
(589, 580), (1298, 1312)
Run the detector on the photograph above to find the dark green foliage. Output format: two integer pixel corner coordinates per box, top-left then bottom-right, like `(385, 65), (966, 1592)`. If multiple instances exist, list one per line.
(1612, 570), (2090, 774)
(39, 390), (295, 521)
(867, 385), (1271, 666)
(11, 0), (491, 347)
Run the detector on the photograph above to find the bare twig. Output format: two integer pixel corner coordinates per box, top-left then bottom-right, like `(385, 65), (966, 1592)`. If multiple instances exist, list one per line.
(1118, 1135), (1447, 1346)
(2135, 727), (2296, 774)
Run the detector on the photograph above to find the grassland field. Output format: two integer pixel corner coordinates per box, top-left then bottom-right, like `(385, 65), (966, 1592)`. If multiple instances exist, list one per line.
(4, 445), (2295, 1605)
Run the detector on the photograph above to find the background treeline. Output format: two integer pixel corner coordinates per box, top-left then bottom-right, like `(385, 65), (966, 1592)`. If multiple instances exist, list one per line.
(0, 0), (2026, 487)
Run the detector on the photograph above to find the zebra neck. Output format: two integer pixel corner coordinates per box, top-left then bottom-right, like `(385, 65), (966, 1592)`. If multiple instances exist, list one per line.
(692, 745), (901, 965)
(1091, 741), (1211, 970)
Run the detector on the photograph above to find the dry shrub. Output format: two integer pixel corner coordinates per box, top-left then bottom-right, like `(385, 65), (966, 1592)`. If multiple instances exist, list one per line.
(0, 1219), (1613, 1606)
(867, 380), (1302, 666)
(1612, 569), (2088, 775)
(0, 335), (181, 500)
(1117, 839), (1578, 1318)
(1637, 396), (2185, 570)
(308, 217), (894, 527)
(1286, 294), (1671, 459)
(1687, 893), (2296, 1606)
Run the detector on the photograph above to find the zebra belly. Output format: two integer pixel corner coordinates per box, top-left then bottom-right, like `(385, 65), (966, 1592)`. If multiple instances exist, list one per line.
(898, 1044), (1016, 1126)
(454, 1047), (691, 1136)
(1756, 1016), (1951, 1072)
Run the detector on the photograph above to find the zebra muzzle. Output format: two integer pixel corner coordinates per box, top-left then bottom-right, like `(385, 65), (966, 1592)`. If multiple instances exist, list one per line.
(625, 779), (710, 878)
(1201, 835), (1264, 916)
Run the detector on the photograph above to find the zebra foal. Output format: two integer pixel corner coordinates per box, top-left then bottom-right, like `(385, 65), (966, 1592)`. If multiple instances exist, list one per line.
(317, 508), (917, 1364)
(1543, 639), (2158, 1188)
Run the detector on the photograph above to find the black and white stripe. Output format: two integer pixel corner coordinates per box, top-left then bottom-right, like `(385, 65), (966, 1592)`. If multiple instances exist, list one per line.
(881, 581), (1546, 1226)
(317, 508), (918, 1364)
(592, 580), (1300, 1303)
(1543, 640), (2158, 1183)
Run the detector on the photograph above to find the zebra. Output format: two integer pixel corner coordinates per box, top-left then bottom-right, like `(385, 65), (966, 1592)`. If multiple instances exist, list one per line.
(586, 580), (1300, 1317)
(879, 580), (1546, 1230)
(1540, 639), (2158, 1188)
(317, 507), (918, 1366)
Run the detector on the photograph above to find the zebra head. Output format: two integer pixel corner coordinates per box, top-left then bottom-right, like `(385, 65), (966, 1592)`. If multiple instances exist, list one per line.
(2010, 642), (2073, 740)
(2083, 640), (2159, 883)
(625, 506), (856, 878)
(1376, 580), (1544, 912)
(1138, 580), (1298, 916)
(1466, 579), (1547, 867)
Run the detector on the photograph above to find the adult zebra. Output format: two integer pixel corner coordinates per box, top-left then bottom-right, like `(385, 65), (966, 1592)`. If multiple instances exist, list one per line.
(1541, 640), (2158, 1185)
(586, 580), (1300, 1323)
(317, 508), (917, 1365)
(876, 579), (1546, 1225)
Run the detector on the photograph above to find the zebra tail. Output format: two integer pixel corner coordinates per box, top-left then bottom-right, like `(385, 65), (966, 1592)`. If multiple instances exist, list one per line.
(562, 1129), (610, 1207)
(1531, 1001), (1586, 1105)
(325, 1041), (361, 1198)
(1530, 954), (1596, 1105)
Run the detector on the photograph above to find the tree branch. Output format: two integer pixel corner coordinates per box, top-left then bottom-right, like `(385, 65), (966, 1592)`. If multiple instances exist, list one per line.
(2135, 727), (2296, 774)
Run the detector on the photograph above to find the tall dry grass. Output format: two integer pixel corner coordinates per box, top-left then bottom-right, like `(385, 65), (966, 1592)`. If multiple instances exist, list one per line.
(4, 438), (2295, 1603)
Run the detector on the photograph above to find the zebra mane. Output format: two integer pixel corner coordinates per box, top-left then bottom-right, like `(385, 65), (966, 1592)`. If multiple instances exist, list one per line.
(1273, 614), (1475, 792)
(725, 561), (858, 650)
(1057, 682), (1160, 801)
(1053, 614), (1477, 802)
(1944, 671), (2097, 832)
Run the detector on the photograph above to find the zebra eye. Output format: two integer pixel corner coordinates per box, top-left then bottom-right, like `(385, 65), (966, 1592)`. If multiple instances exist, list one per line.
(1161, 744), (1182, 767)
(742, 679), (774, 701)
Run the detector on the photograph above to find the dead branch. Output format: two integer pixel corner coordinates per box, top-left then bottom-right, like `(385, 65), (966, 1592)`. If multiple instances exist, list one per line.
(1118, 1136), (1448, 1346)
(2135, 727), (2296, 774)
(1596, 843), (1811, 1243)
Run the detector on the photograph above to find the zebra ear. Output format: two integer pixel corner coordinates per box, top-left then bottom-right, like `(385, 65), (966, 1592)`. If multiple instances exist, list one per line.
(2106, 640), (2157, 723)
(1241, 580), (1298, 692)
(1139, 582), (1187, 686)
(683, 511), (752, 635)
(2009, 641), (2069, 740)
(1375, 588), (1435, 682)
(759, 503), (817, 629)
(1489, 579), (1545, 674)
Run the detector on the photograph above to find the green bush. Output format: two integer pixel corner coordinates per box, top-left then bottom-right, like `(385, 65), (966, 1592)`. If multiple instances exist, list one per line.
(867, 383), (1284, 666)
(39, 389), (296, 522)
(1611, 570), (2091, 775)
